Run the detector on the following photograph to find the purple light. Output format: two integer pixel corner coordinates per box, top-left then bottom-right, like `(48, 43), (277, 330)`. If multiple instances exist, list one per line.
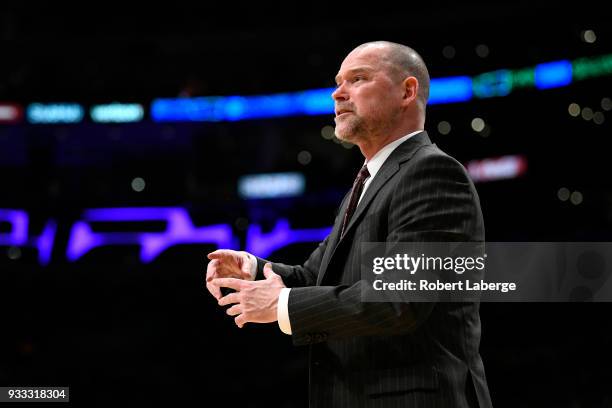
(67, 207), (238, 262)
(0, 209), (29, 246)
(67, 221), (103, 261)
(139, 208), (236, 262)
(1, 210), (57, 264)
(5, 207), (332, 265)
(84, 207), (181, 220)
(36, 220), (57, 265)
(0, 209), (57, 265)
(246, 219), (331, 258)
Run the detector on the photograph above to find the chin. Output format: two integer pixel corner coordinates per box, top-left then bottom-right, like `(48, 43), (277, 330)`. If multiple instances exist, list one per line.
(334, 129), (350, 141)
(336, 133), (359, 144)
(335, 119), (364, 142)
(335, 125), (353, 140)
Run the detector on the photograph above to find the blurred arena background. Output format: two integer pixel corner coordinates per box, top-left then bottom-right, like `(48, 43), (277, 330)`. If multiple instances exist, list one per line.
(1, 3), (611, 406)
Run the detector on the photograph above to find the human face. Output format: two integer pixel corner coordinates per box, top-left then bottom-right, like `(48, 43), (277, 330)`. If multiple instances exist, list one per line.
(332, 46), (404, 144)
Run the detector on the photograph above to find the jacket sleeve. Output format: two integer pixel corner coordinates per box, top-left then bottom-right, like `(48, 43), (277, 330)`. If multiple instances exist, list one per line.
(286, 151), (484, 345)
(254, 235), (328, 288)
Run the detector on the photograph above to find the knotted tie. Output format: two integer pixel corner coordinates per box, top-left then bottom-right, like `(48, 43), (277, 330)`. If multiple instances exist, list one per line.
(340, 164), (370, 237)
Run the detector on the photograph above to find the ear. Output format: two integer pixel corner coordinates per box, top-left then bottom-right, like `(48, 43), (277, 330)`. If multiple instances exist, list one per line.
(401, 76), (419, 107)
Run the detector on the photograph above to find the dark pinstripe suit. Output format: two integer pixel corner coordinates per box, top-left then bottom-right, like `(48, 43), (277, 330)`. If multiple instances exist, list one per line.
(256, 132), (493, 407)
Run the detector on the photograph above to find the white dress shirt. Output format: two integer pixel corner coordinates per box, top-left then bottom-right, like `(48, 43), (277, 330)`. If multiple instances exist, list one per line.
(249, 130), (423, 335)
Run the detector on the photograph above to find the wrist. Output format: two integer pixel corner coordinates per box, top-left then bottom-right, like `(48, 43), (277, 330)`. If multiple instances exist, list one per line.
(245, 252), (257, 280)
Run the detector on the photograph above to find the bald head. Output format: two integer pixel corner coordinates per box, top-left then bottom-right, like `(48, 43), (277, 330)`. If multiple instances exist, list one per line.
(352, 41), (430, 108)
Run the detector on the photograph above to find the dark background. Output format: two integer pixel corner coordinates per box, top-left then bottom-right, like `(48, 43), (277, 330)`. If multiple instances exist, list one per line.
(1, 3), (611, 406)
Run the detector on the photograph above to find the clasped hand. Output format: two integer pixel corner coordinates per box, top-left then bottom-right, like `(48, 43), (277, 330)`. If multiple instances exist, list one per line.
(205, 250), (286, 328)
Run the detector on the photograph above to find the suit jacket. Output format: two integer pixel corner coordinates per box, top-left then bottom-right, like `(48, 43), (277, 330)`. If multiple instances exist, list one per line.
(256, 132), (493, 408)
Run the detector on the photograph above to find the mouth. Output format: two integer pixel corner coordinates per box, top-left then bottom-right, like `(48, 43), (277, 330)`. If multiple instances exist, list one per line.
(335, 110), (353, 117)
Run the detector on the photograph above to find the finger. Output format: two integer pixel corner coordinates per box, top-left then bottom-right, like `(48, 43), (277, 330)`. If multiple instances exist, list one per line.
(263, 262), (276, 279)
(226, 304), (242, 316)
(207, 249), (235, 261)
(235, 314), (247, 328)
(218, 292), (240, 306)
(211, 277), (243, 291)
(206, 281), (222, 300)
(205, 259), (219, 281)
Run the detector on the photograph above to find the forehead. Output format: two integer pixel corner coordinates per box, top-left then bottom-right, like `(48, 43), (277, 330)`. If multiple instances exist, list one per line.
(339, 45), (387, 72)
(334, 47), (391, 84)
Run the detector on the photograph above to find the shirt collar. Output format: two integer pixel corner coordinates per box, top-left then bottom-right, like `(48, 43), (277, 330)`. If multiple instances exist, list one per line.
(365, 130), (423, 179)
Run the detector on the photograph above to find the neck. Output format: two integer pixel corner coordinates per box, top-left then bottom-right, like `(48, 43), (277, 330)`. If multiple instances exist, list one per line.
(357, 127), (421, 161)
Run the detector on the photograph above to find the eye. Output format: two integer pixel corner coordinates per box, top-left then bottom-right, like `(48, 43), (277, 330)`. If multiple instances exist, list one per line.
(352, 76), (363, 82)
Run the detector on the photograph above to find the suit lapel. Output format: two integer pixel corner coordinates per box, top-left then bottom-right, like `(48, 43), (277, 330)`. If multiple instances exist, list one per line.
(316, 131), (432, 285)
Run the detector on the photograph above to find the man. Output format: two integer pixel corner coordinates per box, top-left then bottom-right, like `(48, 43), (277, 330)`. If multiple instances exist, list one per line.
(206, 41), (493, 407)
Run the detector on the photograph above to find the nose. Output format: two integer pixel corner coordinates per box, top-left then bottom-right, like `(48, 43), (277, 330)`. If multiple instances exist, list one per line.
(332, 81), (348, 101)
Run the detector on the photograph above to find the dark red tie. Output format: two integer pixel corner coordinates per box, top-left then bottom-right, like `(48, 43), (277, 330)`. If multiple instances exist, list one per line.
(341, 164), (370, 237)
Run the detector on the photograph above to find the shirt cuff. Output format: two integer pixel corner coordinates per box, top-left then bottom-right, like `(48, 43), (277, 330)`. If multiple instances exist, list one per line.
(277, 288), (292, 335)
(246, 252), (257, 281)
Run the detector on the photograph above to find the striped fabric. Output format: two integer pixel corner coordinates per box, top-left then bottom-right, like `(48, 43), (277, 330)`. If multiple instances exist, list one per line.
(256, 132), (493, 408)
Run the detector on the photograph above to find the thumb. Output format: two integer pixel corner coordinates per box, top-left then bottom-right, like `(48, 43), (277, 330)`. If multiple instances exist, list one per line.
(263, 263), (277, 279)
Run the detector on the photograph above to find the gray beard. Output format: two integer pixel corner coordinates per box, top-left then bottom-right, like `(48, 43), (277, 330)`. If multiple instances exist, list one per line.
(337, 115), (390, 143)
